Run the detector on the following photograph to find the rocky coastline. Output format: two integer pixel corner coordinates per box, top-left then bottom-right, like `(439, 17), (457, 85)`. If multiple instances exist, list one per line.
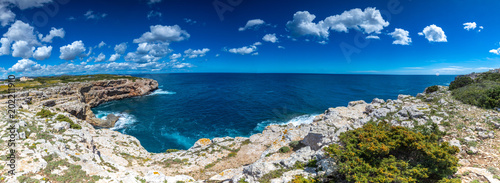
(1, 78), (500, 183)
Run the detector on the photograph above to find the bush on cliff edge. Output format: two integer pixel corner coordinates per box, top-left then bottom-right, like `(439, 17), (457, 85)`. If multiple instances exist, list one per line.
(324, 121), (459, 183)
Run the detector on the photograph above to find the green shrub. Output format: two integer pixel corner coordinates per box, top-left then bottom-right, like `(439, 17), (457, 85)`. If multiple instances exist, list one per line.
(449, 76), (474, 90)
(279, 146), (290, 153)
(36, 109), (55, 118)
(56, 114), (81, 129)
(426, 85), (439, 93)
(228, 152), (237, 157)
(452, 81), (500, 109)
(325, 121), (459, 183)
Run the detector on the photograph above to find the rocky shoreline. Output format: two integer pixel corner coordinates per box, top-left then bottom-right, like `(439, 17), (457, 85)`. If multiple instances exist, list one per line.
(1, 78), (500, 183)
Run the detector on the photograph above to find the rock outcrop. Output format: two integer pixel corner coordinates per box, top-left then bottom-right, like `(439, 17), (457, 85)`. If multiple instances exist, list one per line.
(0, 78), (158, 128)
(1, 81), (499, 183)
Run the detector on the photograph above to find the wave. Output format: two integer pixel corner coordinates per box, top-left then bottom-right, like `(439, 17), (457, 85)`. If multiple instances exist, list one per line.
(94, 111), (137, 130)
(149, 89), (176, 95)
(253, 113), (319, 132)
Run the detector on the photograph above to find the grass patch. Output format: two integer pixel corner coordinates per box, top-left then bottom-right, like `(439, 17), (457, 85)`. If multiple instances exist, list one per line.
(279, 146), (290, 153)
(36, 109), (55, 118)
(56, 114), (81, 129)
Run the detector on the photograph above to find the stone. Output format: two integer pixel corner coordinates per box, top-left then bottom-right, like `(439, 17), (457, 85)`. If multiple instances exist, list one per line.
(301, 133), (324, 151)
(372, 98), (385, 104)
(449, 138), (461, 149)
(105, 113), (120, 127)
(53, 122), (70, 131)
(348, 100), (366, 107)
(42, 99), (56, 107)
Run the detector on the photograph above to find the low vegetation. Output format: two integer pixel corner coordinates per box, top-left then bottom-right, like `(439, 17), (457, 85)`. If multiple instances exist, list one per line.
(36, 109), (55, 118)
(450, 72), (500, 109)
(56, 114), (81, 129)
(0, 74), (141, 94)
(324, 121), (459, 182)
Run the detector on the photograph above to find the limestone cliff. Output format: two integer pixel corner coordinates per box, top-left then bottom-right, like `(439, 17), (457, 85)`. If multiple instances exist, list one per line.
(0, 78), (158, 128)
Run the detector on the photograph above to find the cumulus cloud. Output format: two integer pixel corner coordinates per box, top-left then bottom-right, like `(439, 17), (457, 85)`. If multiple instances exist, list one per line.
(97, 41), (106, 48)
(108, 54), (120, 62)
(8, 59), (42, 72)
(388, 28), (411, 45)
(228, 45), (258, 55)
(170, 53), (182, 61)
(419, 24), (447, 42)
(286, 8), (389, 40)
(184, 48), (209, 58)
(125, 42), (171, 63)
(84, 10), (107, 20)
(0, 20), (59, 59)
(171, 62), (193, 69)
(114, 42), (127, 54)
(33, 45), (52, 60)
(59, 40), (87, 60)
(133, 25), (190, 43)
(238, 19), (265, 31)
(39, 27), (65, 43)
(0, 4), (15, 27)
(12, 40), (34, 58)
(107, 43), (127, 62)
(262, 33), (278, 43)
(94, 53), (106, 62)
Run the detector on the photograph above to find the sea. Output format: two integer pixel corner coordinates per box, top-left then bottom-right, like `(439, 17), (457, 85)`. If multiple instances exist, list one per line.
(91, 73), (456, 153)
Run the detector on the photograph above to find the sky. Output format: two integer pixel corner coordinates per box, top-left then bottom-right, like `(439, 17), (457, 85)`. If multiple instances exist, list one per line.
(0, 0), (500, 77)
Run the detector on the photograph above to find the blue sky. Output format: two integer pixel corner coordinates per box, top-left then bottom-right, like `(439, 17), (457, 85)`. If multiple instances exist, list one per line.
(0, 0), (500, 77)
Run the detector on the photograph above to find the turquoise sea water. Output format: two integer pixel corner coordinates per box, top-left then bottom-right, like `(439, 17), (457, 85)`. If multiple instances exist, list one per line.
(91, 73), (456, 153)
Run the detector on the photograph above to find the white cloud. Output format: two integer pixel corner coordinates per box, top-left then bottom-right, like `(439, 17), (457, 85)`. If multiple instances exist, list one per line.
(133, 25), (190, 43)
(59, 40), (87, 60)
(253, 42), (262, 46)
(12, 40), (34, 58)
(184, 48), (209, 58)
(490, 47), (500, 55)
(0, 38), (11, 55)
(97, 41), (106, 48)
(4, 0), (53, 10)
(171, 62), (193, 69)
(39, 27), (65, 43)
(94, 53), (106, 62)
(228, 45), (258, 55)
(33, 45), (52, 60)
(147, 11), (162, 19)
(170, 53), (182, 61)
(0, 4), (15, 27)
(366, 35), (380, 40)
(463, 22), (476, 31)
(278, 46), (285, 49)
(114, 42), (127, 54)
(388, 28), (411, 45)
(0, 20), (46, 59)
(262, 33), (278, 43)
(286, 8), (389, 40)
(108, 54), (120, 62)
(419, 24), (447, 42)
(84, 10), (107, 20)
(8, 59), (41, 72)
(125, 42), (171, 63)
(238, 19), (265, 31)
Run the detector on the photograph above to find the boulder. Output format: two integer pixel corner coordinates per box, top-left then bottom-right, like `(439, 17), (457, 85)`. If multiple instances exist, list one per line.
(301, 133), (323, 151)
(105, 113), (120, 127)
(53, 122), (70, 131)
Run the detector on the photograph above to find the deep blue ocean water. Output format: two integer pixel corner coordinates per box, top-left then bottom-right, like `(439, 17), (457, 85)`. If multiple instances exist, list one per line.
(91, 73), (456, 153)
